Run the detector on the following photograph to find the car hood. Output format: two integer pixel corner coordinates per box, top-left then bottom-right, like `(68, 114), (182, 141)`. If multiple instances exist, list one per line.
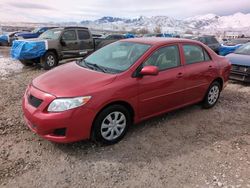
(226, 53), (250, 66)
(32, 62), (117, 97)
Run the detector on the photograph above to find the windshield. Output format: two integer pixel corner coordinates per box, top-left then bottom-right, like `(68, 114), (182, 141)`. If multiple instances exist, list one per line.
(79, 41), (151, 73)
(39, 29), (62, 40)
(234, 43), (250, 55)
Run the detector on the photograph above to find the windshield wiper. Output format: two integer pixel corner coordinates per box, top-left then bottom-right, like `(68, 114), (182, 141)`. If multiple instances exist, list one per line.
(82, 60), (107, 73)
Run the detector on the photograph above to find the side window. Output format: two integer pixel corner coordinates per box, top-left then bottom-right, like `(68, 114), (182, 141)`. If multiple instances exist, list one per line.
(204, 50), (211, 61)
(205, 37), (212, 44)
(198, 37), (206, 44)
(210, 37), (218, 44)
(62, 30), (76, 41)
(183, 44), (210, 64)
(77, 30), (90, 40)
(144, 45), (180, 71)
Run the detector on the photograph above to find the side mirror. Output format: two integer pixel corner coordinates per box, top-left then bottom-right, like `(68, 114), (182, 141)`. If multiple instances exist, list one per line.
(140, 66), (159, 76)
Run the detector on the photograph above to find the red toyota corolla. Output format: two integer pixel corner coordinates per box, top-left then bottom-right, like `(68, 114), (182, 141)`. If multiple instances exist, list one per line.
(22, 38), (231, 144)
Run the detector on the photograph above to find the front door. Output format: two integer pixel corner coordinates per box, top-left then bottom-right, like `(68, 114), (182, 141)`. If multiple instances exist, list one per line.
(138, 44), (186, 119)
(61, 29), (79, 58)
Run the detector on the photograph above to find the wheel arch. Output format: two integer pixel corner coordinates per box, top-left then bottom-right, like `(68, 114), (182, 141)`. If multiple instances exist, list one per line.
(212, 77), (224, 90)
(90, 100), (135, 138)
(46, 49), (59, 59)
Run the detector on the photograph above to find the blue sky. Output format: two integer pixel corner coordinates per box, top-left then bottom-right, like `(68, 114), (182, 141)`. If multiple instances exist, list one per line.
(0, 0), (249, 22)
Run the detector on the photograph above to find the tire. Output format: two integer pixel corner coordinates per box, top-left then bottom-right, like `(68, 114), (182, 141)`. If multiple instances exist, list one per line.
(92, 105), (131, 145)
(20, 60), (34, 66)
(202, 81), (221, 109)
(41, 51), (58, 70)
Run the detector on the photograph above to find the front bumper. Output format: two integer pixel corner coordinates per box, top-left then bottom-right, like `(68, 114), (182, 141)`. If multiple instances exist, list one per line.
(22, 85), (96, 143)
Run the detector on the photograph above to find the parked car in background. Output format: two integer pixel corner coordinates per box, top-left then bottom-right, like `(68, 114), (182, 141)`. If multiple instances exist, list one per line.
(11, 27), (95, 70)
(225, 38), (250, 46)
(22, 38), (231, 144)
(0, 31), (29, 46)
(143, 33), (180, 38)
(193, 36), (221, 54)
(221, 38), (229, 43)
(0, 34), (8, 46)
(219, 38), (250, 56)
(14, 27), (57, 40)
(95, 34), (126, 49)
(226, 43), (250, 82)
(92, 33), (104, 39)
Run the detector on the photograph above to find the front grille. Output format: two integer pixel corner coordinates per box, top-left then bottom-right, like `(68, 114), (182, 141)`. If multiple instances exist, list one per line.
(231, 65), (249, 73)
(28, 95), (43, 108)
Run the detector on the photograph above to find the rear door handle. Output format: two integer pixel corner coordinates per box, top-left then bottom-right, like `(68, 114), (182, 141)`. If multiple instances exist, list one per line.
(208, 65), (213, 69)
(176, 72), (183, 78)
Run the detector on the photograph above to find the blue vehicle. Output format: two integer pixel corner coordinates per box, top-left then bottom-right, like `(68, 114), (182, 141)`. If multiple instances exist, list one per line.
(0, 31), (27, 46)
(219, 44), (242, 56)
(220, 38), (250, 56)
(14, 27), (57, 40)
(0, 34), (8, 45)
(226, 43), (250, 82)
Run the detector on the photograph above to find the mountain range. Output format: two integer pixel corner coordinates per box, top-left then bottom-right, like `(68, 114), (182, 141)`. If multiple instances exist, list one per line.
(80, 12), (250, 34)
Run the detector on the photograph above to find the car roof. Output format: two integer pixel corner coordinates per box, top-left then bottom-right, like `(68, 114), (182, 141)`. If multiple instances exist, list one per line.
(63, 26), (89, 30)
(122, 37), (201, 46)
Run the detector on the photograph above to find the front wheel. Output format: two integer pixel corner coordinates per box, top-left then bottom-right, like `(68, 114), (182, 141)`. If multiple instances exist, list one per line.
(202, 81), (221, 109)
(41, 51), (58, 70)
(92, 105), (131, 145)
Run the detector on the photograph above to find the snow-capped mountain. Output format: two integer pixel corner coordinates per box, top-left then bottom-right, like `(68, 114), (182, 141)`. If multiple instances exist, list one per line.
(80, 12), (250, 34)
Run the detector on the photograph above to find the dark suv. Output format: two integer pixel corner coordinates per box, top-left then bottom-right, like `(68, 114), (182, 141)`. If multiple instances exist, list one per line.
(193, 36), (220, 54)
(95, 34), (126, 49)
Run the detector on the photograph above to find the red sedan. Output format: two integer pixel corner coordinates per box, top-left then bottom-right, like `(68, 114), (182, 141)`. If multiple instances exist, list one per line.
(22, 38), (231, 144)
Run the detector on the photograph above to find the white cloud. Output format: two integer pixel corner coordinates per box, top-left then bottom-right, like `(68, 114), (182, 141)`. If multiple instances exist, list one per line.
(0, 0), (249, 22)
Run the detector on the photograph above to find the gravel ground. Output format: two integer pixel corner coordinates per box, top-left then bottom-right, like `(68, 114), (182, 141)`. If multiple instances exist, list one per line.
(0, 47), (250, 188)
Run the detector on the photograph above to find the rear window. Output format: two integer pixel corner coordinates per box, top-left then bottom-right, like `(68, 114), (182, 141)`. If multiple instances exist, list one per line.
(77, 30), (90, 40)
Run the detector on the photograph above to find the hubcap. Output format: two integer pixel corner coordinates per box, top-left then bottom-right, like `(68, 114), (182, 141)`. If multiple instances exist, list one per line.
(47, 55), (55, 67)
(101, 111), (126, 141)
(208, 85), (220, 105)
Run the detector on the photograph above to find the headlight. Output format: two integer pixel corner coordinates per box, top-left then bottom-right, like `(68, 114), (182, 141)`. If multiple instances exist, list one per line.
(47, 96), (91, 112)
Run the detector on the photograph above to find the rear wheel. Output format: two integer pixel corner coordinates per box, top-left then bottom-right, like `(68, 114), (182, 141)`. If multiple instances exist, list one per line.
(41, 51), (58, 70)
(202, 81), (221, 109)
(92, 105), (131, 145)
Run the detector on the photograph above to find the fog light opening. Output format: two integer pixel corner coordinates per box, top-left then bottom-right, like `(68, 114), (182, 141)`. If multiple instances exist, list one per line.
(53, 128), (66, 136)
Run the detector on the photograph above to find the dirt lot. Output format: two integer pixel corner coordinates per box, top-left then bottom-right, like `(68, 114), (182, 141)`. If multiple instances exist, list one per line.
(0, 46), (250, 188)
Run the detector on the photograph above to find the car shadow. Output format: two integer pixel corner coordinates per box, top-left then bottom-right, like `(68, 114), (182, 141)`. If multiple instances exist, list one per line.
(52, 94), (250, 164)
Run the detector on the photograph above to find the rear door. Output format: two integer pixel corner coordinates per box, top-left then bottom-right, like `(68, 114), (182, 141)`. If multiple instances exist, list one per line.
(61, 29), (79, 58)
(77, 29), (94, 56)
(181, 43), (217, 104)
(138, 44), (186, 119)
